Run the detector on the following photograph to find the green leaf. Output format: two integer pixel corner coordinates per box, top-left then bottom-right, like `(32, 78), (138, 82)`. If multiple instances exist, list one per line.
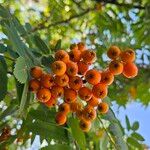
(131, 132), (145, 141)
(127, 137), (142, 149)
(14, 57), (28, 84)
(41, 55), (55, 68)
(54, 39), (61, 51)
(0, 44), (7, 53)
(0, 4), (10, 18)
(33, 35), (50, 54)
(68, 117), (86, 149)
(125, 115), (130, 131)
(41, 144), (72, 150)
(0, 56), (8, 101)
(132, 121), (139, 131)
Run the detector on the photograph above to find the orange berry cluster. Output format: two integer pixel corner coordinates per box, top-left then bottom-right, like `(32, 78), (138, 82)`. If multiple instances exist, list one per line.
(29, 43), (138, 132)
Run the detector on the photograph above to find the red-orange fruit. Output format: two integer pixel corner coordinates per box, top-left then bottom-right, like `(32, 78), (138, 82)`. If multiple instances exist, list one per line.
(97, 102), (109, 114)
(37, 88), (51, 103)
(87, 96), (100, 107)
(70, 101), (83, 112)
(69, 76), (83, 90)
(51, 61), (66, 76)
(85, 69), (101, 85)
(59, 103), (70, 114)
(69, 49), (81, 62)
(30, 66), (43, 79)
(79, 119), (91, 132)
(29, 79), (40, 92)
(76, 109), (83, 120)
(55, 50), (70, 63)
(55, 112), (67, 125)
(109, 60), (123, 75)
(101, 71), (114, 85)
(77, 42), (86, 52)
(92, 83), (108, 99)
(51, 85), (64, 97)
(83, 106), (97, 121)
(66, 61), (78, 77)
(64, 88), (77, 103)
(82, 50), (96, 64)
(54, 74), (69, 87)
(77, 61), (89, 75)
(107, 45), (121, 60)
(40, 74), (54, 88)
(123, 63), (138, 78)
(78, 87), (92, 101)
(44, 96), (57, 108)
(120, 49), (135, 62)
(70, 43), (78, 51)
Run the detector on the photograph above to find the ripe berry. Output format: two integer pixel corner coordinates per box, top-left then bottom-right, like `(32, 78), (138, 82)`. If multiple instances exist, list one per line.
(44, 96), (57, 108)
(59, 103), (70, 114)
(55, 112), (67, 125)
(70, 101), (83, 112)
(101, 71), (114, 85)
(69, 76), (83, 90)
(77, 61), (89, 75)
(87, 96), (100, 107)
(70, 43), (78, 51)
(97, 102), (109, 114)
(109, 60), (123, 75)
(51, 61), (66, 76)
(77, 42), (86, 52)
(66, 61), (78, 77)
(78, 87), (92, 101)
(85, 69), (101, 85)
(120, 49), (135, 62)
(30, 66), (43, 79)
(54, 74), (69, 87)
(76, 109), (83, 120)
(40, 74), (54, 88)
(107, 45), (121, 60)
(55, 50), (70, 63)
(64, 88), (77, 103)
(29, 79), (40, 92)
(82, 50), (96, 64)
(37, 88), (51, 103)
(123, 63), (138, 78)
(51, 85), (64, 97)
(69, 49), (81, 62)
(92, 83), (108, 99)
(79, 119), (91, 132)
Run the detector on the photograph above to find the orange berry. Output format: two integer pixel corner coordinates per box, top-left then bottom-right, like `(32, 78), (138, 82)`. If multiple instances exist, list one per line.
(101, 71), (114, 85)
(107, 45), (121, 60)
(109, 60), (123, 75)
(37, 88), (51, 103)
(87, 96), (100, 107)
(76, 109), (83, 120)
(44, 96), (57, 108)
(83, 106), (97, 121)
(123, 63), (138, 78)
(30, 66), (43, 79)
(40, 73), (54, 88)
(69, 49), (81, 62)
(92, 83), (107, 99)
(29, 79), (40, 92)
(54, 74), (69, 87)
(82, 50), (96, 64)
(51, 85), (64, 97)
(79, 119), (91, 132)
(51, 61), (66, 76)
(55, 50), (70, 63)
(59, 103), (70, 114)
(69, 76), (83, 90)
(66, 61), (78, 77)
(78, 87), (92, 101)
(70, 101), (83, 112)
(64, 88), (77, 103)
(70, 43), (78, 51)
(55, 112), (67, 125)
(85, 69), (101, 85)
(77, 42), (86, 52)
(120, 49), (135, 62)
(97, 102), (109, 114)
(77, 61), (89, 75)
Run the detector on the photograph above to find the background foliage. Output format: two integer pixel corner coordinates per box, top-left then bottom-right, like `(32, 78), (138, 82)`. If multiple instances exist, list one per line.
(0, 0), (150, 149)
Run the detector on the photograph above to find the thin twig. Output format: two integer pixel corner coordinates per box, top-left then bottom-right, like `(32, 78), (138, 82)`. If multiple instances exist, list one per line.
(3, 55), (15, 61)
